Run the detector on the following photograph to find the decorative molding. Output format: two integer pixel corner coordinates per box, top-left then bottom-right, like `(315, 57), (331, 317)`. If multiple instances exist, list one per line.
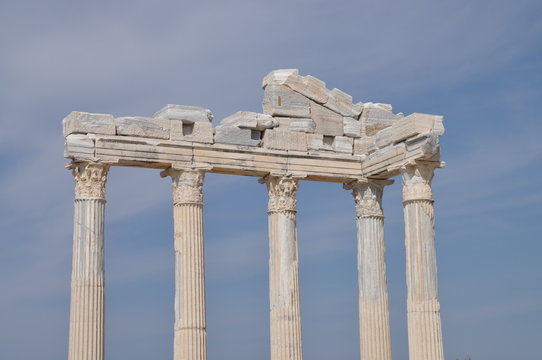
(71, 162), (109, 199)
(261, 176), (299, 213)
(170, 170), (205, 205)
(400, 162), (437, 202)
(345, 179), (392, 218)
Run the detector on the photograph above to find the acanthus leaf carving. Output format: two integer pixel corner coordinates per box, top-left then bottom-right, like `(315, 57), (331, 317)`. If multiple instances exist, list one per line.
(345, 179), (388, 218)
(171, 170), (205, 205)
(400, 162), (436, 202)
(71, 162), (109, 199)
(261, 176), (299, 213)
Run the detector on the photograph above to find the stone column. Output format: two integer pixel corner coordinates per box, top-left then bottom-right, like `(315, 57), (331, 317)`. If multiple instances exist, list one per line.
(345, 179), (393, 360)
(260, 176), (303, 360)
(68, 162), (109, 360)
(401, 162), (444, 360)
(168, 169), (207, 360)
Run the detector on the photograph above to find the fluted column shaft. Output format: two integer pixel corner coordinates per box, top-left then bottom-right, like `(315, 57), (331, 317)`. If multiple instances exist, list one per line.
(345, 179), (393, 360)
(169, 170), (207, 360)
(401, 162), (444, 360)
(260, 176), (303, 360)
(68, 162), (109, 360)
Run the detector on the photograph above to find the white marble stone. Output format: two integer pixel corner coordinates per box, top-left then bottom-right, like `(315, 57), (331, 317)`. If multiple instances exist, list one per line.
(401, 162), (444, 360)
(262, 129), (308, 152)
(214, 125), (261, 147)
(263, 69), (329, 104)
(311, 101), (344, 136)
(68, 162), (109, 360)
(260, 176), (303, 360)
(345, 179), (393, 360)
(220, 111), (278, 130)
(63, 111), (116, 137)
(324, 88), (363, 118)
(154, 104), (213, 123)
(170, 121), (213, 143)
(392, 113), (441, 143)
(263, 84), (311, 118)
(115, 116), (170, 139)
(167, 170), (208, 360)
(343, 117), (362, 137)
(333, 136), (353, 154)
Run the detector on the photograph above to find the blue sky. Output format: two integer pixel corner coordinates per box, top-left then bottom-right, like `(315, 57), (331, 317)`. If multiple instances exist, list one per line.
(1, 0), (541, 359)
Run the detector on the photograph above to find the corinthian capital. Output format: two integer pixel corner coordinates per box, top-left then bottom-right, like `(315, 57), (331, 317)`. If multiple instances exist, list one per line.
(70, 162), (109, 199)
(345, 179), (392, 218)
(169, 170), (205, 205)
(260, 176), (299, 213)
(400, 161), (439, 202)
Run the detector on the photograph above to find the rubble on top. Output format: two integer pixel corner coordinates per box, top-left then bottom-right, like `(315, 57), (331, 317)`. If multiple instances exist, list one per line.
(62, 69), (444, 159)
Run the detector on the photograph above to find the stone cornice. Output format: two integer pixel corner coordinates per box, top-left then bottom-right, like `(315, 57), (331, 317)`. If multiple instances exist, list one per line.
(69, 162), (109, 199)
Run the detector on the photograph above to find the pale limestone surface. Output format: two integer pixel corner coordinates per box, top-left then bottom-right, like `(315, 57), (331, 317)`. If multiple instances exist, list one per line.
(63, 69), (446, 360)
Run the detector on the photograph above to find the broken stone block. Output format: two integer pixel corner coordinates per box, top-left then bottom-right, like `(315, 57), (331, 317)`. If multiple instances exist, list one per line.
(63, 111), (116, 137)
(288, 118), (316, 133)
(263, 84), (310, 118)
(333, 136), (353, 154)
(220, 111), (278, 130)
(214, 125), (261, 146)
(311, 102), (343, 136)
(343, 117), (361, 137)
(115, 116), (170, 139)
(154, 104), (213, 123)
(263, 69), (329, 104)
(262, 129), (308, 151)
(324, 88), (363, 118)
(170, 121), (213, 143)
(391, 113), (441, 143)
(375, 126), (394, 149)
(361, 108), (402, 136)
(354, 137), (376, 155)
(434, 116), (445, 136)
(363, 102), (393, 112)
(308, 134), (332, 152)
(262, 69), (299, 88)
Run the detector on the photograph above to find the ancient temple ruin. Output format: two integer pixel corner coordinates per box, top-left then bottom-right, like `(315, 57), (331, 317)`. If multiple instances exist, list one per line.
(63, 69), (446, 360)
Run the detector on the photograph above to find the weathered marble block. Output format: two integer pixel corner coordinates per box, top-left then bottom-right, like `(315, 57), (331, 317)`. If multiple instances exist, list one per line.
(263, 84), (310, 118)
(375, 126), (394, 149)
(262, 129), (308, 151)
(263, 69), (328, 104)
(392, 113), (441, 143)
(343, 117), (361, 137)
(361, 107), (402, 136)
(333, 136), (354, 154)
(154, 104), (213, 123)
(63, 111), (116, 137)
(324, 88), (363, 118)
(221, 111), (278, 130)
(214, 125), (261, 146)
(308, 134), (333, 151)
(354, 137), (376, 155)
(64, 134), (95, 159)
(311, 102), (343, 136)
(115, 116), (170, 139)
(170, 121), (213, 143)
(288, 118), (316, 133)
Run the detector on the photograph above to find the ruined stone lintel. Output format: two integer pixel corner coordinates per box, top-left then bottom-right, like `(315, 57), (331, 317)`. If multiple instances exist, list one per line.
(259, 175), (300, 213)
(68, 161), (110, 199)
(344, 178), (394, 218)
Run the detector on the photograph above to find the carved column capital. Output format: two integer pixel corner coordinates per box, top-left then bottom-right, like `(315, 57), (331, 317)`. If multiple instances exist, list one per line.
(400, 161), (439, 202)
(169, 170), (205, 205)
(345, 178), (393, 218)
(260, 176), (299, 213)
(70, 162), (109, 199)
